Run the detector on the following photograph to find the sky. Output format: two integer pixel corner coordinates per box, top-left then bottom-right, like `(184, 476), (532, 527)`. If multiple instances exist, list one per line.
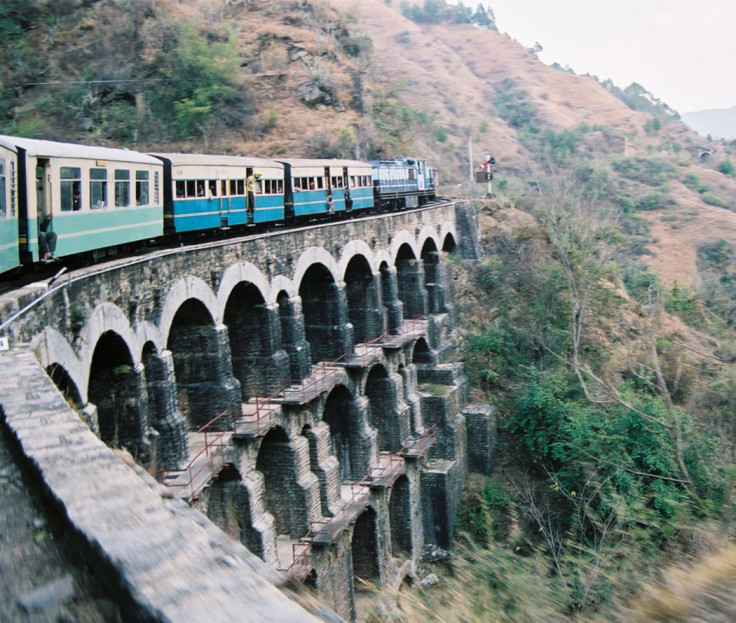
(483, 0), (736, 113)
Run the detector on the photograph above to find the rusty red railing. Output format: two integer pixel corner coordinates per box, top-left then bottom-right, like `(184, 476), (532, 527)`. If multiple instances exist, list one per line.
(156, 410), (234, 498)
(402, 423), (437, 458)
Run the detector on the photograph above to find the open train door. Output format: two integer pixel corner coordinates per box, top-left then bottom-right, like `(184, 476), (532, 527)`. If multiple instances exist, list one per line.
(218, 174), (230, 229)
(246, 166), (254, 225)
(343, 166), (352, 213)
(324, 166), (333, 212)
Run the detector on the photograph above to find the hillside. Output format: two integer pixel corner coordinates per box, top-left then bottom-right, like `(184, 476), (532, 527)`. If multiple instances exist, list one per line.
(3, 1), (736, 620)
(5, 0), (736, 289)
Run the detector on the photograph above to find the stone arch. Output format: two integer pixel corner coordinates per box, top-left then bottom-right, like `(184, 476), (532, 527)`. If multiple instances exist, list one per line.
(421, 237), (443, 314)
(159, 276), (219, 341)
(166, 298), (240, 430)
(255, 426), (308, 538)
(224, 281), (287, 400)
(395, 243), (427, 319)
(344, 253), (382, 344)
(442, 232), (457, 253)
(365, 364), (401, 452)
(351, 506), (380, 584)
(292, 247), (341, 289)
(416, 225), (441, 257)
(33, 328), (87, 403)
(88, 330), (150, 463)
(323, 385), (366, 481)
(389, 475), (413, 557)
(412, 337), (433, 365)
(207, 464), (263, 558)
(338, 240), (376, 276)
(439, 220), (457, 247)
(389, 230), (420, 263)
(269, 275), (295, 304)
(75, 303), (140, 373)
(217, 262), (271, 310)
(299, 263), (351, 363)
(46, 363), (83, 409)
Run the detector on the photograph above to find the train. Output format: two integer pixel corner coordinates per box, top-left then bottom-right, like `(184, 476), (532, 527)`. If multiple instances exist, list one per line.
(0, 135), (437, 276)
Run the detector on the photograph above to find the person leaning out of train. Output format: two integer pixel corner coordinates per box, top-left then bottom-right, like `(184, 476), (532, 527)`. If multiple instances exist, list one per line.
(38, 210), (58, 263)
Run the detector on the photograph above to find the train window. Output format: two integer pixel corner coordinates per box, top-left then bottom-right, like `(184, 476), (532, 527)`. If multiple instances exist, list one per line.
(317, 177), (324, 190)
(90, 168), (107, 209)
(278, 180), (283, 194)
(230, 179), (244, 195)
(60, 167), (81, 212)
(114, 169), (130, 207)
(0, 160), (5, 217)
(408, 168), (416, 181)
(136, 171), (149, 206)
(208, 181), (217, 197)
(175, 181), (186, 198)
(220, 180), (227, 196)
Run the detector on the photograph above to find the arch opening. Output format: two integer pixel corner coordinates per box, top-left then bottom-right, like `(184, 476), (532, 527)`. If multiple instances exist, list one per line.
(365, 364), (401, 452)
(344, 255), (381, 344)
(299, 263), (345, 363)
(323, 385), (364, 482)
(256, 426), (307, 538)
(389, 475), (413, 557)
(351, 507), (380, 584)
(88, 330), (148, 461)
(421, 238), (443, 314)
(167, 298), (234, 430)
(395, 244), (427, 319)
(224, 282), (274, 401)
(207, 464), (264, 559)
(46, 363), (82, 409)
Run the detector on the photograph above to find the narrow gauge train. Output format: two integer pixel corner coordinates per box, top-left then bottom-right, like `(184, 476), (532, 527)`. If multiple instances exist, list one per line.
(0, 135), (436, 276)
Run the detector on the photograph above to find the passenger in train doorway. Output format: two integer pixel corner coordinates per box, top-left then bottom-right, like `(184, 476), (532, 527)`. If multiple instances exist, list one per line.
(38, 211), (58, 263)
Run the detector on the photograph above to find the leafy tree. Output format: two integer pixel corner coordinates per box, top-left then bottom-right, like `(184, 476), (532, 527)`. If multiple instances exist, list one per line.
(143, 19), (249, 141)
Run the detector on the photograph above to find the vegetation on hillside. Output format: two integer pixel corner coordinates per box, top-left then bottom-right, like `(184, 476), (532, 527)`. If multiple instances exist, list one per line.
(367, 167), (736, 621)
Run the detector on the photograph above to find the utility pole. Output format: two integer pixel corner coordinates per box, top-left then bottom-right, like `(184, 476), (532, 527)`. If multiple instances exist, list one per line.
(485, 153), (493, 196)
(468, 135), (475, 197)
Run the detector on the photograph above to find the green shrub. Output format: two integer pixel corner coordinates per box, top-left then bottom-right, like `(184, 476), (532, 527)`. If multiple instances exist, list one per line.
(612, 156), (674, 186)
(701, 192), (725, 207)
(636, 191), (669, 211)
(717, 158), (734, 176)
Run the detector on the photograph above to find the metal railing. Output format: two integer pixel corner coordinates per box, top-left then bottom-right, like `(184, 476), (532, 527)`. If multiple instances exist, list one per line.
(156, 410), (234, 499)
(402, 423), (437, 459)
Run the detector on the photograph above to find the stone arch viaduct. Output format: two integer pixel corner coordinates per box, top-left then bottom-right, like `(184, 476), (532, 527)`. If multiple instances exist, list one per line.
(0, 201), (494, 621)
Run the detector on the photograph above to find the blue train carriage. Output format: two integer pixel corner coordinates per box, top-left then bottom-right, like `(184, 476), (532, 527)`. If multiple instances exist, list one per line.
(369, 157), (436, 210)
(279, 159), (374, 220)
(0, 135), (164, 265)
(151, 153), (284, 233)
(0, 139), (19, 275)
